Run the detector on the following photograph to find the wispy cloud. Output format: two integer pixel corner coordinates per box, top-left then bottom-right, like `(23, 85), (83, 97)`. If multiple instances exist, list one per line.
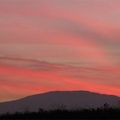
(0, 0), (120, 101)
(0, 57), (120, 101)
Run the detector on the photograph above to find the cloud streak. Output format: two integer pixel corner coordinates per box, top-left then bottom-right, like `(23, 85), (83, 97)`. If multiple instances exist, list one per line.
(0, 57), (120, 101)
(0, 0), (120, 101)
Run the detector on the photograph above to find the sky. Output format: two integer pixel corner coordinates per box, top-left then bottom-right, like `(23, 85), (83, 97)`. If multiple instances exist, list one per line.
(0, 0), (120, 102)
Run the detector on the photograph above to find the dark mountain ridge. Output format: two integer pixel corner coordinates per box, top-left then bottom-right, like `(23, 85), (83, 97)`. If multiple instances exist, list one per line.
(0, 91), (120, 114)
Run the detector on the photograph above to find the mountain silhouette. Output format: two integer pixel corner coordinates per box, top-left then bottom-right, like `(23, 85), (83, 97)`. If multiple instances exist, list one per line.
(0, 91), (120, 114)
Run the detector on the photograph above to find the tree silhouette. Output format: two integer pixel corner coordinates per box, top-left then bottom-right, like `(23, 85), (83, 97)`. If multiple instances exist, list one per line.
(103, 103), (110, 109)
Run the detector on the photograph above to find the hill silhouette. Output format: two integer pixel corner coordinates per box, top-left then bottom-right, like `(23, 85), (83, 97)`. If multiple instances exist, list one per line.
(0, 91), (120, 114)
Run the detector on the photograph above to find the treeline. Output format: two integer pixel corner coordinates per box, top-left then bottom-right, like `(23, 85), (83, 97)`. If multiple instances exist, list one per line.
(0, 107), (120, 119)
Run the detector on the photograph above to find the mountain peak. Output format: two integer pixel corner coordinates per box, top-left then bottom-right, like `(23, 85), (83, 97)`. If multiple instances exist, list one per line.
(0, 91), (120, 114)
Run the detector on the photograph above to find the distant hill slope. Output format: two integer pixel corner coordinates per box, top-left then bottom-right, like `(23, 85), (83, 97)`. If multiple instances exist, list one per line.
(0, 91), (120, 114)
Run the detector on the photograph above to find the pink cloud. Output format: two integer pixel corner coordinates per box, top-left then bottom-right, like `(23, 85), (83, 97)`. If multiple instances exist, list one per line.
(0, 0), (120, 101)
(0, 58), (120, 101)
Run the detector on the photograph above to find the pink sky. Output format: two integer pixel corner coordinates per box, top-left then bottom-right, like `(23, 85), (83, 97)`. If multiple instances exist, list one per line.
(0, 0), (120, 102)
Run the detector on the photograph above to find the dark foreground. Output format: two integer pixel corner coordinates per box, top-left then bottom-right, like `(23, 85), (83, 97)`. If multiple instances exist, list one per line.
(1, 108), (120, 119)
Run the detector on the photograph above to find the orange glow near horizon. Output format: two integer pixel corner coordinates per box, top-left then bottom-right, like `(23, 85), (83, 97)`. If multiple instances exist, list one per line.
(0, 0), (120, 102)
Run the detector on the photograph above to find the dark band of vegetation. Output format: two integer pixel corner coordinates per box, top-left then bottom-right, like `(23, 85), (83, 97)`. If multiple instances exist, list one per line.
(1, 107), (120, 119)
